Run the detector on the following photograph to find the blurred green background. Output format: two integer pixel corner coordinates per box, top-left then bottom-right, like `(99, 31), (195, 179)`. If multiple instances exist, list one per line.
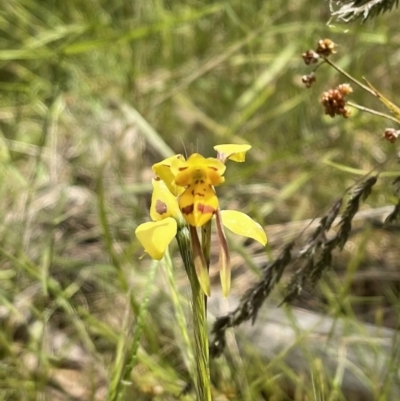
(1, 1), (400, 400)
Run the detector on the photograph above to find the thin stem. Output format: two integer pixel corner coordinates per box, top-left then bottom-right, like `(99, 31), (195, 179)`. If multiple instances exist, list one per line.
(322, 57), (376, 96)
(176, 226), (212, 401)
(347, 101), (400, 124)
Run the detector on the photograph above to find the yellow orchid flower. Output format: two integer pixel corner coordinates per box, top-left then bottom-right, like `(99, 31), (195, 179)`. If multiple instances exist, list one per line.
(135, 144), (267, 297)
(171, 153), (226, 227)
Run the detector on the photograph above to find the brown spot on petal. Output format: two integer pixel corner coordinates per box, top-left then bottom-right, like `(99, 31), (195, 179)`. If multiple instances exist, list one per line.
(181, 204), (194, 215)
(197, 203), (216, 214)
(156, 200), (168, 215)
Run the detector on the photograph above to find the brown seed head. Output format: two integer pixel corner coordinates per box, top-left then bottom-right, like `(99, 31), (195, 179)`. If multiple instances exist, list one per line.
(302, 50), (320, 65)
(316, 39), (337, 57)
(320, 84), (352, 118)
(337, 83), (353, 96)
(302, 73), (316, 88)
(383, 128), (400, 143)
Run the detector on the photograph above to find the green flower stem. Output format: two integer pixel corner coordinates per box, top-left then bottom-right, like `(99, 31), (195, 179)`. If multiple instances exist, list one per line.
(322, 56), (376, 96)
(201, 220), (212, 312)
(176, 226), (212, 401)
(347, 101), (400, 124)
(201, 220), (212, 268)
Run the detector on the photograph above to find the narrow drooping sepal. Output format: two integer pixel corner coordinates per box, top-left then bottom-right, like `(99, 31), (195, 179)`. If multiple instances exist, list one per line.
(190, 225), (211, 296)
(215, 209), (231, 297)
(201, 220), (212, 268)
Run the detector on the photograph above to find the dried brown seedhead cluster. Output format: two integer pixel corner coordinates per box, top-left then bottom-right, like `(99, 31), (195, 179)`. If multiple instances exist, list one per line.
(316, 39), (337, 57)
(383, 128), (400, 143)
(301, 72), (316, 88)
(302, 50), (320, 65)
(302, 39), (337, 66)
(320, 84), (353, 118)
(301, 39), (337, 88)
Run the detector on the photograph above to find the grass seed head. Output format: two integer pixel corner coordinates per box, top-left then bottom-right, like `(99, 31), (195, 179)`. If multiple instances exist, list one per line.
(383, 128), (400, 143)
(320, 84), (353, 118)
(316, 39), (337, 57)
(302, 73), (316, 88)
(302, 50), (320, 65)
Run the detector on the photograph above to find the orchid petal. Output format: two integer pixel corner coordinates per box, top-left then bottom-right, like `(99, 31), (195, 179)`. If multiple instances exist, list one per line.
(171, 153), (226, 187)
(179, 183), (218, 227)
(150, 179), (181, 221)
(135, 218), (177, 260)
(214, 144), (252, 163)
(220, 210), (267, 245)
(152, 154), (185, 196)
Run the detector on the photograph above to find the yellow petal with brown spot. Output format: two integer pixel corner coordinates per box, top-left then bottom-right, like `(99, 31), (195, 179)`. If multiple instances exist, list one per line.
(179, 182), (218, 227)
(150, 179), (181, 221)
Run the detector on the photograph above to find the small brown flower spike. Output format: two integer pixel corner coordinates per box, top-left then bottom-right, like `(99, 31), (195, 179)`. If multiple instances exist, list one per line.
(302, 50), (320, 65)
(301, 39), (337, 87)
(337, 83), (352, 96)
(302, 39), (336, 67)
(320, 84), (353, 118)
(316, 39), (337, 57)
(383, 128), (400, 143)
(302, 73), (316, 88)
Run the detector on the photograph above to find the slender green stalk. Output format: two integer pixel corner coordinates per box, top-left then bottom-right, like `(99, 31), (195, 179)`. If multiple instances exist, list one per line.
(322, 57), (376, 96)
(176, 226), (212, 401)
(347, 101), (400, 124)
